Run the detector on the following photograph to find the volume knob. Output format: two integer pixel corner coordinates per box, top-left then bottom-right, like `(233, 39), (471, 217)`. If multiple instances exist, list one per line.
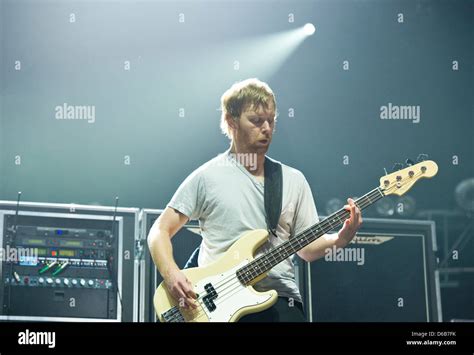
(80, 279), (86, 286)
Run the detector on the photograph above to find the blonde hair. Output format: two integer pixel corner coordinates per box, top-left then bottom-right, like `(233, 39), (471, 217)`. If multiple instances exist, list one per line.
(220, 78), (277, 138)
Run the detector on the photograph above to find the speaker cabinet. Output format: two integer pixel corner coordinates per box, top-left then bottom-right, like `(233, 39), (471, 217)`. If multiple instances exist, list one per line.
(301, 218), (441, 322)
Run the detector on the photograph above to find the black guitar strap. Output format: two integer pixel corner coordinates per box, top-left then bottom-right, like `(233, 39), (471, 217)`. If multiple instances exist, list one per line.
(184, 155), (283, 269)
(264, 156), (283, 237)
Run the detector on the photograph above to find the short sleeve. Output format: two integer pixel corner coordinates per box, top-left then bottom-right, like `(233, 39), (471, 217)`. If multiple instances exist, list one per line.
(167, 169), (206, 220)
(293, 174), (319, 236)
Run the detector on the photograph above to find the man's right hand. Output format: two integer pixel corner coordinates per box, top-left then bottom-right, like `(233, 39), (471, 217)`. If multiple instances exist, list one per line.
(164, 268), (198, 310)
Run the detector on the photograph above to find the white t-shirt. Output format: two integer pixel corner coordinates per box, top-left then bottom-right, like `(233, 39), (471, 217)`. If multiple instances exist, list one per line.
(167, 149), (319, 303)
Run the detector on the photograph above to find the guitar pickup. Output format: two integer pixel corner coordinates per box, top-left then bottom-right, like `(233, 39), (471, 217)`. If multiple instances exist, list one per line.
(203, 283), (218, 312)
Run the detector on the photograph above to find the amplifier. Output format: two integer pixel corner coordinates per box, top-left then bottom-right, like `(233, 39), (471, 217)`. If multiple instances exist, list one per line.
(301, 218), (441, 322)
(139, 209), (202, 322)
(0, 201), (139, 322)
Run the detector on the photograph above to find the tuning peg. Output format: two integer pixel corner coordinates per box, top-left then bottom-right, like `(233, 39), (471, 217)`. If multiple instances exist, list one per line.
(392, 163), (403, 172)
(417, 154), (429, 163)
(405, 159), (415, 166)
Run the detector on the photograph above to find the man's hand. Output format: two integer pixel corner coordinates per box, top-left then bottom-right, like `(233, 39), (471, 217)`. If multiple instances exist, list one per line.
(337, 198), (363, 248)
(164, 268), (198, 310)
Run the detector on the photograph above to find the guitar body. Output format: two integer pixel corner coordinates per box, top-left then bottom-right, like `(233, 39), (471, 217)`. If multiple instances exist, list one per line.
(154, 229), (278, 322)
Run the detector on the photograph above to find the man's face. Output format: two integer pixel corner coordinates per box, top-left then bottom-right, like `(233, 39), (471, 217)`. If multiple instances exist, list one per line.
(231, 102), (276, 154)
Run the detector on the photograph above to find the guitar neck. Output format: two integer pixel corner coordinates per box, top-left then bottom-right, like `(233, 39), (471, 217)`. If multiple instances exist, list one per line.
(236, 187), (385, 285)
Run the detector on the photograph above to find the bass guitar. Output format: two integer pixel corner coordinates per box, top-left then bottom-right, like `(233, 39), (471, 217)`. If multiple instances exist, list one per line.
(154, 159), (438, 322)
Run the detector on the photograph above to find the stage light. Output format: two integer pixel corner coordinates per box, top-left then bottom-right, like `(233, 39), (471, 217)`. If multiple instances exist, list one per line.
(191, 23), (316, 83)
(303, 23), (315, 36)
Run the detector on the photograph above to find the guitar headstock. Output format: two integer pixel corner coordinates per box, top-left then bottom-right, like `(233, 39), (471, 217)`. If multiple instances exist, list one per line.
(380, 159), (438, 196)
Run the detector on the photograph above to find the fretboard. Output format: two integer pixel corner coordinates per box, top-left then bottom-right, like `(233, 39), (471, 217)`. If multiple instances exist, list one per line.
(236, 187), (385, 285)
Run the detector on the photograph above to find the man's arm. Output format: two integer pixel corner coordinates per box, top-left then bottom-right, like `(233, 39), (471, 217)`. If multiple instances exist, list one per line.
(297, 198), (362, 262)
(297, 232), (339, 262)
(147, 207), (197, 309)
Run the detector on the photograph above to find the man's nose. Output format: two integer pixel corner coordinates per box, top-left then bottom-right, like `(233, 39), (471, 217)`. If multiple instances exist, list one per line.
(261, 120), (271, 133)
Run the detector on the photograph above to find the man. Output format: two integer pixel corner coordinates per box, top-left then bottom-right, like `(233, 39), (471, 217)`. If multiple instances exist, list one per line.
(147, 78), (362, 322)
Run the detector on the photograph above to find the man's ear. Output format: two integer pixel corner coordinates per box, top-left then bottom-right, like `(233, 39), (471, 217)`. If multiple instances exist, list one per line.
(226, 113), (238, 132)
